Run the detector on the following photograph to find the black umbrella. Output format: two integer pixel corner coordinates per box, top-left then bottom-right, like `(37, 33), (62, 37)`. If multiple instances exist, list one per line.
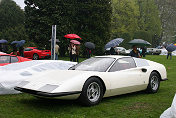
(128, 39), (151, 46)
(166, 44), (176, 52)
(0, 39), (8, 44)
(16, 40), (25, 47)
(49, 39), (60, 43)
(105, 38), (124, 49)
(85, 42), (95, 49)
(11, 41), (19, 45)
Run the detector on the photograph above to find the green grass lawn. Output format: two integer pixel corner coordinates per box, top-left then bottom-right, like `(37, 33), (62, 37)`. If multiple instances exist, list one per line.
(0, 55), (175, 118)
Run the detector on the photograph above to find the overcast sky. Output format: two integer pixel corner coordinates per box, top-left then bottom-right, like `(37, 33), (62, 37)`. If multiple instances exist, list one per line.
(13, 0), (25, 9)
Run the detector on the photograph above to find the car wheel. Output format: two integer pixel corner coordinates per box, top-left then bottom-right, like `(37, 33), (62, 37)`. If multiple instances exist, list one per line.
(146, 72), (160, 93)
(79, 77), (104, 106)
(33, 53), (39, 60)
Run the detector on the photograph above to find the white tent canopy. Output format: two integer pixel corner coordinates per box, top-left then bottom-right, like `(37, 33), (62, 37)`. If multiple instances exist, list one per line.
(0, 60), (77, 94)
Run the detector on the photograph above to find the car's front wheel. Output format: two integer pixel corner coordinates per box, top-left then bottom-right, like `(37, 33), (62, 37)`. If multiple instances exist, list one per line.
(146, 72), (160, 93)
(33, 53), (39, 60)
(79, 77), (104, 106)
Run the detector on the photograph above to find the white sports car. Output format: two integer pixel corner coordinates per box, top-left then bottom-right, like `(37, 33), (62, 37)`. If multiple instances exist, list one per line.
(15, 55), (167, 106)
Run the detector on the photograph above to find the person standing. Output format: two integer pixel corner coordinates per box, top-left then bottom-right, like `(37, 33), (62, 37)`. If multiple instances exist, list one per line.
(110, 47), (116, 55)
(141, 47), (147, 57)
(75, 45), (80, 62)
(12, 44), (17, 55)
(86, 48), (92, 58)
(72, 44), (76, 62)
(167, 51), (172, 59)
(55, 44), (59, 60)
(68, 43), (73, 61)
(129, 45), (141, 58)
(19, 46), (24, 57)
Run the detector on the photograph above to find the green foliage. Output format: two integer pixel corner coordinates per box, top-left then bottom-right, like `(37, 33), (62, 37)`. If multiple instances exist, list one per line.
(111, 0), (139, 49)
(24, 0), (112, 55)
(133, 30), (152, 44)
(137, 0), (161, 46)
(0, 0), (29, 49)
(0, 0), (25, 32)
(111, 0), (161, 48)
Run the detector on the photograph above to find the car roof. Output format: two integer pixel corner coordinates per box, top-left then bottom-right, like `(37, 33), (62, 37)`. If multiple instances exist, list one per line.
(95, 55), (130, 59)
(0, 53), (14, 56)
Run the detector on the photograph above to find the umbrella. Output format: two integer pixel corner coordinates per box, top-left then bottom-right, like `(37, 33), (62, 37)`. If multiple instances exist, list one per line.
(166, 44), (176, 52)
(49, 39), (60, 43)
(16, 40), (25, 47)
(64, 34), (81, 39)
(105, 38), (124, 49)
(70, 40), (80, 45)
(0, 39), (8, 44)
(128, 39), (151, 46)
(11, 41), (19, 45)
(85, 42), (95, 49)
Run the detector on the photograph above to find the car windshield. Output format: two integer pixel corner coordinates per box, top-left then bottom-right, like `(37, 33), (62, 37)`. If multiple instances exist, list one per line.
(0, 55), (10, 63)
(69, 57), (115, 72)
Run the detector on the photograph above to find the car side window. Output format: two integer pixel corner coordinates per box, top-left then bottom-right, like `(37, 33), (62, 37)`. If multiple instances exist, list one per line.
(11, 56), (19, 63)
(24, 48), (33, 51)
(0, 56), (10, 63)
(109, 57), (136, 72)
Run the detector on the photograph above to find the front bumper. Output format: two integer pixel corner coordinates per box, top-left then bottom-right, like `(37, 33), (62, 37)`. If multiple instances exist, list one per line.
(14, 87), (81, 97)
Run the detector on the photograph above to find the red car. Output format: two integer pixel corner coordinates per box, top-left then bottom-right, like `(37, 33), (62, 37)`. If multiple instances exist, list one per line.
(23, 47), (51, 60)
(0, 53), (31, 66)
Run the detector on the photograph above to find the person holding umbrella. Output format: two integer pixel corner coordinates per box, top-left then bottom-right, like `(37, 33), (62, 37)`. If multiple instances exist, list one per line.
(68, 43), (73, 61)
(167, 51), (172, 59)
(129, 45), (141, 58)
(71, 44), (76, 62)
(19, 46), (24, 57)
(0, 39), (8, 53)
(12, 44), (17, 55)
(166, 44), (176, 60)
(75, 45), (80, 62)
(128, 39), (151, 58)
(84, 42), (95, 58)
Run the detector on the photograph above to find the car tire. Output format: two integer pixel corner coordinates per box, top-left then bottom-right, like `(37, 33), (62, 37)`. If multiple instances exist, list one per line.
(79, 77), (104, 106)
(146, 72), (160, 93)
(33, 53), (39, 60)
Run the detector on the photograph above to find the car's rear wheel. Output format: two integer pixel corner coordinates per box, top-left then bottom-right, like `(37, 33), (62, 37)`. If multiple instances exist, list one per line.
(33, 53), (39, 60)
(146, 72), (160, 93)
(79, 77), (104, 106)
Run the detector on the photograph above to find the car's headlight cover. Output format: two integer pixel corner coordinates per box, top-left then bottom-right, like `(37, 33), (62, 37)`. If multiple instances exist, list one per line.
(17, 81), (29, 87)
(38, 84), (59, 93)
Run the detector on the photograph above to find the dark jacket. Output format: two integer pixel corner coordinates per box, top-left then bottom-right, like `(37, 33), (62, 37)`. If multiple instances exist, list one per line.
(129, 50), (140, 58)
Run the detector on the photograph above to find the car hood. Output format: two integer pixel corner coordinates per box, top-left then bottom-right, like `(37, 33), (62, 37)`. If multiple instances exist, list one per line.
(23, 70), (96, 85)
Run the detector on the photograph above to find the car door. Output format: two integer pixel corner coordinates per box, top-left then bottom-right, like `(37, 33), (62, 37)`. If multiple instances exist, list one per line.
(24, 48), (33, 58)
(107, 57), (146, 96)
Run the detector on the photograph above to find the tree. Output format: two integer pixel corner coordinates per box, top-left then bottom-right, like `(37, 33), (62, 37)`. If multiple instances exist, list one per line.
(24, 0), (112, 55)
(111, 0), (140, 49)
(111, 0), (161, 48)
(0, 0), (25, 32)
(0, 0), (28, 47)
(155, 0), (176, 43)
(137, 0), (161, 47)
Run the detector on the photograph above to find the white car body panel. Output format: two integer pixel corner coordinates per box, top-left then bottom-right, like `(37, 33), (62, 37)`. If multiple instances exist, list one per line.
(15, 55), (167, 100)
